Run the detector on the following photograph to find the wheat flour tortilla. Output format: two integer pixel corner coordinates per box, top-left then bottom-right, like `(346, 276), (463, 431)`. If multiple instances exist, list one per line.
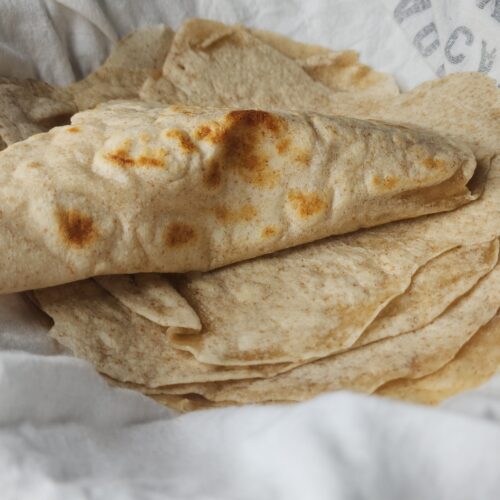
(376, 314), (500, 405)
(163, 143), (499, 365)
(99, 239), (497, 372)
(111, 235), (452, 365)
(66, 25), (175, 110)
(145, 258), (500, 404)
(70, 18), (398, 113)
(140, 19), (499, 158)
(33, 279), (296, 386)
(0, 77), (77, 148)
(167, 159), (499, 366)
(139, 18), (375, 110)
(106, 36), (500, 367)
(0, 103), (477, 295)
(355, 240), (500, 346)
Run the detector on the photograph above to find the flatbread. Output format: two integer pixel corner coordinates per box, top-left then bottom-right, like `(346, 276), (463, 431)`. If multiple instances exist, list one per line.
(376, 314), (500, 404)
(139, 18), (362, 108)
(156, 259), (500, 404)
(167, 156), (499, 366)
(168, 234), (452, 364)
(0, 77), (76, 148)
(355, 240), (500, 346)
(0, 103), (476, 294)
(33, 279), (292, 386)
(140, 19), (499, 159)
(66, 25), (174, 110)
(102, 240), (497, 369)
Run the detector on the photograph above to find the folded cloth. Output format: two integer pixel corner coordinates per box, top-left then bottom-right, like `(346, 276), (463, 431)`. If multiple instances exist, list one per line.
(1, 351), (500, 500)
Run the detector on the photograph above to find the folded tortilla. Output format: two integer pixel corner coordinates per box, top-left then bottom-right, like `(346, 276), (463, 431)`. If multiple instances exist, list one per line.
(33, 279), (292, 386)
(0, 103), (476, 294)
(148, 258), (500, 404)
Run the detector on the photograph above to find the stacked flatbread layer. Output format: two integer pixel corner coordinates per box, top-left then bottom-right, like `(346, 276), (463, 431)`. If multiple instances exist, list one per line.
(1, 19), (499, 412)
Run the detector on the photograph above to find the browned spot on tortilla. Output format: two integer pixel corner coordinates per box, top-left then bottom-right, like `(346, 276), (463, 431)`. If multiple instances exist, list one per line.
(57, 209), (97, 248)
(164, 129), (196, 153)
(288, 190), (327, 218)
(262, 225), (277, 238)
(105, 140), (167, 169)
(276, 138), (290, 155)
(105, 141), (135, 167)
(212, 110), (287, 187)
(294, 150), (311, 166)
(422, 158), (446, 170)
(213, 204), (257, 224)
(203, 161), (222, 188)
(195, 125), (212, 140)
(226, 110), (284, 132)
(195, 122), (226, 144)
(67, 126), (80, 133)
(28, 162), (41, 168)
(139, 133), (151, 143)
(372, 175), (398, 190)
(136, 150), (167, 167)
(165, 223), (196, 247)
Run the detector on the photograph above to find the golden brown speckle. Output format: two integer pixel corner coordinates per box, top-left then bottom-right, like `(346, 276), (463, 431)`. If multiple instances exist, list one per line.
(165, 223), (196, 247)
(294, 150), (311, 166)
(276, 138), (290, 155)
(213, 110), (287, 188)
(422, 158), (446, 170)
(57, 209), (97, 248)
(288, 190), (327, 218)
(226, 110), (284, 133)
(195, 125), (212, 140)
(105, 141), (135, 167)
(213, 204), (257, 224)
(105, 141), (167, 169)
(262, 225), (277, 238)
(67, 126), (80, 133)
(164, 129), (196, 153)
(372, 175), (398, 190)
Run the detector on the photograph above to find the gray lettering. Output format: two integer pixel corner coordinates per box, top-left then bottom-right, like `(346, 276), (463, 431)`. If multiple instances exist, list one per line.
(445, 26), (474, 64)
(476, 0), (500, 23)
(479, 40), (497, 73)
(413, 22), (440, 57)
(394, 0), (432, 24)
(436, 64), (446, 77)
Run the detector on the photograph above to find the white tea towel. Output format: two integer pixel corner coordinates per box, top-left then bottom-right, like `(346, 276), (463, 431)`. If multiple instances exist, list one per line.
(0, 1), (499, 499)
